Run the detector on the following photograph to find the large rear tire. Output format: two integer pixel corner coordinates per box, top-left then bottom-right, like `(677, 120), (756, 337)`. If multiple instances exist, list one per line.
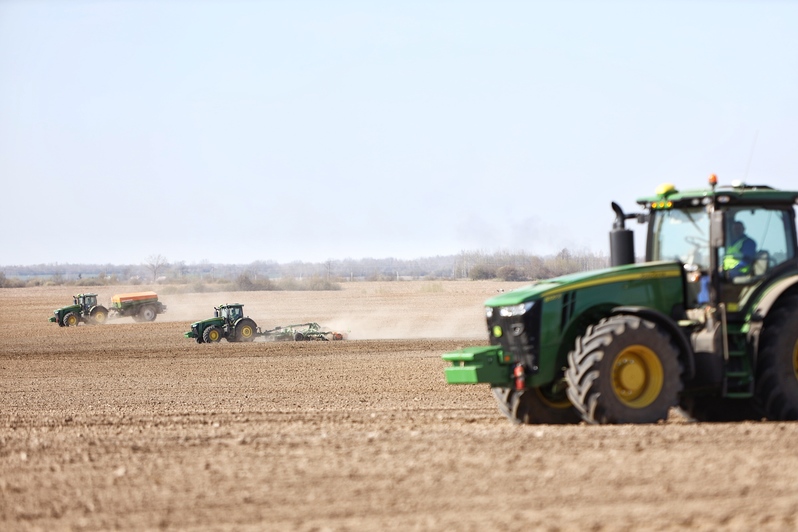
(755, 294), (798, 420)
(138, 305), (157, 322)
(63, 312), (79, 327)
(236, 318), (257, 342)
(565, 315), (683, 424)
(491, 383), (581, 425)
(90, 306), (108, 325)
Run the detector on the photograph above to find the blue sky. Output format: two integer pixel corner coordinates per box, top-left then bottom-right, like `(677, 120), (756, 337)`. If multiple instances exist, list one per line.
(1, 0), (796, 266)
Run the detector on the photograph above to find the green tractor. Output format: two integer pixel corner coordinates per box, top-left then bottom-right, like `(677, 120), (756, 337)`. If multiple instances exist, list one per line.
(184, 304), (258, 343)
(443, 176), (798, 424)
(48, 293), (109, 327)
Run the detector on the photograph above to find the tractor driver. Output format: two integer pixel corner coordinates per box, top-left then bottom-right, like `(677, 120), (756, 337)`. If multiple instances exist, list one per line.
(723, 220), (756, 278)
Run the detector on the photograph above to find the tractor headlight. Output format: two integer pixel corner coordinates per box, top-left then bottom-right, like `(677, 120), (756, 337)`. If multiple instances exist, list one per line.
(499, 301), (535, 317)
(485, 307), (494, 319)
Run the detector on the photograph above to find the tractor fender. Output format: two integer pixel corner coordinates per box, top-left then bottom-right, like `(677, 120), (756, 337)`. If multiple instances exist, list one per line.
(746, 274), (798, 355)
(609, 305), (695, 380)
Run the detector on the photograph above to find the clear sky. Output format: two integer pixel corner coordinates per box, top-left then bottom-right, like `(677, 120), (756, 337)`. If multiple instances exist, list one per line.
(2, 0), (796, 266)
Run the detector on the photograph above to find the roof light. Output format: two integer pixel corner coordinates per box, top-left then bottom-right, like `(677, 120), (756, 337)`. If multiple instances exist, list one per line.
(731, 179), (744, 188)
(708, 174), (717, 186)
(650, 200), (673, 209)
(655, 183), (676, 196)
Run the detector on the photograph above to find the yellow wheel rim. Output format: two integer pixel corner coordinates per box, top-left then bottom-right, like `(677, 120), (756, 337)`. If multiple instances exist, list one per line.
(611, 345), (664, 408)
(208, 329), (220, 342)
(95, 313), (106, 324)
(241, 326), (253, 338)
(66, 316), (76, 326)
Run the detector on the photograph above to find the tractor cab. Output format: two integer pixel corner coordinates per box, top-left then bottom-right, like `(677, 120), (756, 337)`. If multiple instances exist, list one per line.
(638, 179), (798, 313)
(75, 293), (99, 312)
(219, 304), (244, 323)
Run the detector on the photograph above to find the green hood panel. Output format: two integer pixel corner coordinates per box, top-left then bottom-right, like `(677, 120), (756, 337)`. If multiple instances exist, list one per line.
(190, 317), (225, 328)
(50, 304), (82, 324)
(485, 261), (683, 308)
(53, 304), (81, 315)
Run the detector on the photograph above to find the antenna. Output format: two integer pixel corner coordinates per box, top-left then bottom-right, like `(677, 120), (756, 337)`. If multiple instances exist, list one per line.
(743, 130), (759, 181)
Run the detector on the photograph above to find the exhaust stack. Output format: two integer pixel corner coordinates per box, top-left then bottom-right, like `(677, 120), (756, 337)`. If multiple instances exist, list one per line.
(610, 202), (635, 266)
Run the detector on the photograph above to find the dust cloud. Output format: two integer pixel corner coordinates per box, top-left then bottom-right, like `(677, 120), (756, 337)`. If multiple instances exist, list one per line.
(86, 281), (520, 340)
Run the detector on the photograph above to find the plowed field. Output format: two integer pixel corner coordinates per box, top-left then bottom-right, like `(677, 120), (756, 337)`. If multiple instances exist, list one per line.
(2, 282), (798, 531)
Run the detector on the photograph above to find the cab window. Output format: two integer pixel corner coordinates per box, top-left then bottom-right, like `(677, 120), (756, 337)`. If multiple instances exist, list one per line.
(721, 207), (796, 271)
(649, 207), (710, 269)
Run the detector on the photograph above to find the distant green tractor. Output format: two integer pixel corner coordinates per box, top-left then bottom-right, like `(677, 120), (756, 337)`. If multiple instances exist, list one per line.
(444, 177), (798, 424)
(184, 304), (258, 343)
(49, 293), (109, 327)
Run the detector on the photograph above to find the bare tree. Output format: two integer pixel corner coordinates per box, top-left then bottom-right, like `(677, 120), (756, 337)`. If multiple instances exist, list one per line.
(145, 254), (169, 283)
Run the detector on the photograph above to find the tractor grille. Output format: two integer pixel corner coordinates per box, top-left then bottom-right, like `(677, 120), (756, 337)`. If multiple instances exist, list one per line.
(487, 302), (542, 373)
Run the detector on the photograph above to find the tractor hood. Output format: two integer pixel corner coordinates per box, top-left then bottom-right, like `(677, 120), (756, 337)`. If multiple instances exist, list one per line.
(52, 304), (81, 314)
(485, 260), (683, 308)
(190, 317), (224, 328)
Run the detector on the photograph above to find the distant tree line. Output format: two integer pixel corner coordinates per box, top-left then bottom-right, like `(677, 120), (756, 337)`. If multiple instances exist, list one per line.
(0, 248), (610, 289)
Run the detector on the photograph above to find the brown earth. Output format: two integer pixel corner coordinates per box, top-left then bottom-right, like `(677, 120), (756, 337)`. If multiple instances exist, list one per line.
(2, 282), (798, 531)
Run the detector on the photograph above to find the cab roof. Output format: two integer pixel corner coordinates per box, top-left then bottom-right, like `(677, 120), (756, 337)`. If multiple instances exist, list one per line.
(637, 182), (798, 210)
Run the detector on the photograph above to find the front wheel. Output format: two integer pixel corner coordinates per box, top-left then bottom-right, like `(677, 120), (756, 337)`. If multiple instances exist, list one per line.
(491, 383), (581, 425)
(565, 315), (683, 424)
(755, 294), (798, 420)
(203, 326), (223, 343)
(63, 312), (79, 327)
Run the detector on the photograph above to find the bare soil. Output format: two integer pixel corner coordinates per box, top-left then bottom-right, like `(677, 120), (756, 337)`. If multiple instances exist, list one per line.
(2, 282), (798, 531)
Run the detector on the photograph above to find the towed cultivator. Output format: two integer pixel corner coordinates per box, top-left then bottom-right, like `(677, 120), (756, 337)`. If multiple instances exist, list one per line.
(184, 304), (345, 343)
(259, 322), (345, 342)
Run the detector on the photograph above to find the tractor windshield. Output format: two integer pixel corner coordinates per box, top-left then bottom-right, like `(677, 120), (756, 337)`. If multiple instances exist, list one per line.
(649, 207), (710, 269)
